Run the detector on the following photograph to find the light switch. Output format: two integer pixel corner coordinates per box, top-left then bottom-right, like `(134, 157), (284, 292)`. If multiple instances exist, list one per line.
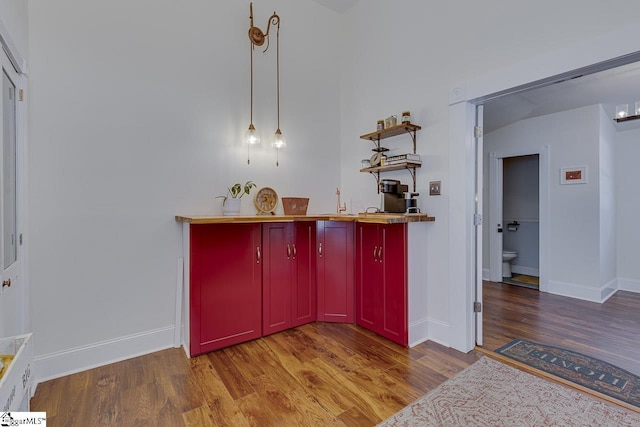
(429, 181), (441, 196)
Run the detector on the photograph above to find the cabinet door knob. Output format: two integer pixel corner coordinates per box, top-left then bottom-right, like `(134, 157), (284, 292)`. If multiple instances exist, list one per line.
(256, 246), (261, 264)
(373, 246), (378, 262)
(292, 244), (297, 259)
(318, 242), (323, 257)
(287, 244), (291, 259)
(2, 278), (10, 288)
(377, 246), (383, 262)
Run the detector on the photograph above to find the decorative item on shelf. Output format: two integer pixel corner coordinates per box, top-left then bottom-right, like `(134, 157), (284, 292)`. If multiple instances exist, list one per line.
(254, 186), (278, 215)
(616, 104), (628, 119)
(282, 197), (309, 215)
(216, 180), (257, 216)
(384, 115), (397, 129)
(377, 119), (384, 131)
(636, 101), (640, 115)
(361, 158), (371, 168)
(401, 111), (411, 124)
(246, 2), (284, 166)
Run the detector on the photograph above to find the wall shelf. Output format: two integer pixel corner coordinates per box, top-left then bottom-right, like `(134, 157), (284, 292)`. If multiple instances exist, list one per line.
(359, 123), (422, 192)
(614, 114), (640, 123)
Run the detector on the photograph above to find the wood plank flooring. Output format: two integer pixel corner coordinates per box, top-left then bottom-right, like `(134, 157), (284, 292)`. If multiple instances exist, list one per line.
(31, 323), (480, 427)
(31, 282), (640, 426)
(483, 280), (640, 376)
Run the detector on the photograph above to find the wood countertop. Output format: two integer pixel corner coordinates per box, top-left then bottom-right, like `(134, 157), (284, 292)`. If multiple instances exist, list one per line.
(175, 213), (435, 225)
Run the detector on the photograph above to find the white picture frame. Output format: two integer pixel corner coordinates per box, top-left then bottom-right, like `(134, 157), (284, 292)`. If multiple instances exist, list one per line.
(560, 166), (587, 184)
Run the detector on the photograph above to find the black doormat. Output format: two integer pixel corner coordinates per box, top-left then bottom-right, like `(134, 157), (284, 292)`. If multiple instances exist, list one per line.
(495, 338), (640, 409)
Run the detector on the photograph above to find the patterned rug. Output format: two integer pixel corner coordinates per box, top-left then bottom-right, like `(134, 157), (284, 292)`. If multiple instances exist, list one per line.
(378, 357), (640, 426)
(496, 338), (640, 409)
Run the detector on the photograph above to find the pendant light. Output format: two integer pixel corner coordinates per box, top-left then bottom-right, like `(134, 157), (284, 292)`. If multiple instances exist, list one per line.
(247, 3), (284, 166)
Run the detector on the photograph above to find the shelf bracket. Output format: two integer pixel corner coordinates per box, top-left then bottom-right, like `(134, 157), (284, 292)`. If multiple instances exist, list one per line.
(369, 171), (381, 193)
(408, 167), (417, 192)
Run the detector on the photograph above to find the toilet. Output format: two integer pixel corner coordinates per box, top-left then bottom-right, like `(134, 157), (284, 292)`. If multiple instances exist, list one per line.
(502, 250), (518, 278)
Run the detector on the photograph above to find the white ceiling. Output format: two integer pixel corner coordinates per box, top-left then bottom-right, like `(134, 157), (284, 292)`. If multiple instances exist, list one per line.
(310, 0), (360, 14)
(483, 61), (640, 133)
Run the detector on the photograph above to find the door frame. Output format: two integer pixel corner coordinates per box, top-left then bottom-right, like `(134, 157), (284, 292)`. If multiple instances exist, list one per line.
(488, 148), (550, 293)
(448, 22), (640, 353)
(0, 19), (29, 335)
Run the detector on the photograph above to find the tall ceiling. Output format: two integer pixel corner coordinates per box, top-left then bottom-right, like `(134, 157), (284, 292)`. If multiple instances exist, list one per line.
(483, 61), (640, 133)
(310, 0), (359, 14)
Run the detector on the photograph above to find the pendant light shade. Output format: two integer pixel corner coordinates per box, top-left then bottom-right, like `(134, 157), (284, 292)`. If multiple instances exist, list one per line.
(272, 128), (285, 149)
(245, 123), (261, 145)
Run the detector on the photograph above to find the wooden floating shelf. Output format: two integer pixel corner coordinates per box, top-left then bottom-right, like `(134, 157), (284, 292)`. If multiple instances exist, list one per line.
(360, 161), (422, 173)
(360, 123), (422, 141)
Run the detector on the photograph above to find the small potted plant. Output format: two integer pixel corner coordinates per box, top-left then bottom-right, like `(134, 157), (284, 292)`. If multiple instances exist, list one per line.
(217, 181), (256, 216)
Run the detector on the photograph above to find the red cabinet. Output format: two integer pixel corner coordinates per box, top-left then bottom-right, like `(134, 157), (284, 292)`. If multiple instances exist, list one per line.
(317, 221), (355, 323)
(190, 223), (262, 356)
(356, 223), (408, 346)
(262, 222), (316, 336)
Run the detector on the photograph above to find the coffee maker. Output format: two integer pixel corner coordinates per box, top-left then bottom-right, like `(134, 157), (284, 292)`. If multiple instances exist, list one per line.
(379, 179), (408, 213)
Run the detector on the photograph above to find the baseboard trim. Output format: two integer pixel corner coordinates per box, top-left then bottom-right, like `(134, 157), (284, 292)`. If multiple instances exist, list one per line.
(424, 317), (450, 348)
(408, 317), (429, 348)
(618, 277), (640, 293)
(511, 265), (539, 277)
(547, 279), (617, 303)
(34, 326), (176, 384)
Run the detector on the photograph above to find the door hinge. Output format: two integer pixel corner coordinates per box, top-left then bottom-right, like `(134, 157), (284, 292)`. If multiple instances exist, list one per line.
(474, 126), (483, 138)
(473, 301), (482, 313)
(473, 214), (482, 226)
(19, 233), (23, 245)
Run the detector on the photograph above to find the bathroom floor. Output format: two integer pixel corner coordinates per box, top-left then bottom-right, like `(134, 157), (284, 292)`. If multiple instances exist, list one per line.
(502, 274), (539, 290)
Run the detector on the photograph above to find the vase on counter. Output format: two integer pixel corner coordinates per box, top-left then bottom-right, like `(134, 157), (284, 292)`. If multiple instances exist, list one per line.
(222, 198), (241, 216)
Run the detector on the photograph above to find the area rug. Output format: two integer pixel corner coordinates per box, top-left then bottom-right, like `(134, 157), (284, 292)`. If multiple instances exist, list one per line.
(378, 357), (640, 426)
(496, 338), (640, 409)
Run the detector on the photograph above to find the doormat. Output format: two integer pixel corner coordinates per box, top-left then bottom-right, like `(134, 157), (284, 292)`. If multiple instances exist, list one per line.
(496, 338), (640, 409)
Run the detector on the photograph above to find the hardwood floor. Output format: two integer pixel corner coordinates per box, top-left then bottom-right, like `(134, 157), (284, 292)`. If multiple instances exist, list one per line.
(31, 323), (480, 427)
(31, 282), (640, 426)
(482, 280), (640, 376)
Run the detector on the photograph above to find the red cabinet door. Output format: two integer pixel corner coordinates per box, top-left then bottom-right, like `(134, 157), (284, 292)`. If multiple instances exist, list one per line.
(356, 223), (380, 331)
(355, 223), (408, 346)
(190, 223), (262, 356)
(262, 223), (292, 335)
(379, 224), (408, 346)
(292, 222), (317, 327)
(317, 221), (355, 323)
(263, 222), (317, 334)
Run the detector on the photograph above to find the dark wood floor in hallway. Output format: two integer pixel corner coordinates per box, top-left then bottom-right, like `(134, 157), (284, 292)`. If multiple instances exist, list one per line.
(482, 280), (640, 376)
(31, 282), (640, 426)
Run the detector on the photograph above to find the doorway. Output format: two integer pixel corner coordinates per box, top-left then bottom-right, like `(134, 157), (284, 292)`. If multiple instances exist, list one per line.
(487, 150), (548, 293)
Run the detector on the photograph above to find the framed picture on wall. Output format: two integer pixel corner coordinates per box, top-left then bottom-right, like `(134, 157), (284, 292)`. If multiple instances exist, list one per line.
(560, 166), (587, 184)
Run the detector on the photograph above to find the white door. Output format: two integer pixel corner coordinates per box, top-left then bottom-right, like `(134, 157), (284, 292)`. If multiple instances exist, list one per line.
(474, 106), (484, 345)
(0, 51), (25, 337)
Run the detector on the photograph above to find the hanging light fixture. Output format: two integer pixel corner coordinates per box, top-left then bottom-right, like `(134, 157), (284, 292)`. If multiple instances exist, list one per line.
(247, 3), (284, 166)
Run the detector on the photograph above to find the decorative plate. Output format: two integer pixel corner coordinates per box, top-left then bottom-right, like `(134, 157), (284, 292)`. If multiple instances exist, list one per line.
(254, 187), (278, 214)
(370, 152), (383, 167)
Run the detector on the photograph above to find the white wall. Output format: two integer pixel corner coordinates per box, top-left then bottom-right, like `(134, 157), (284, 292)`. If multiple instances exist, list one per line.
(484, 106), (604, 298)
(0, 1), (28, 61)
(616, 127), (640, 292)
(599, 106), (617, 291)
(22, 0), (640, 378)
(27, 0), (342, 380)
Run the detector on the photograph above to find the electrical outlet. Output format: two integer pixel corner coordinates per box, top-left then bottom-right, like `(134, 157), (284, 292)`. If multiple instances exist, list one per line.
(429, 181), (441, 196)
